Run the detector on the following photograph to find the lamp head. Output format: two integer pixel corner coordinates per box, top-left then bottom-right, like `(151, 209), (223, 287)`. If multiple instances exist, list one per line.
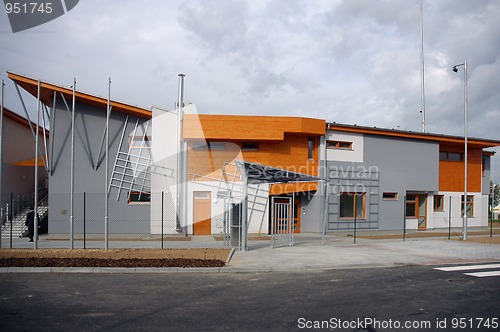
(453, 66), (458, 73)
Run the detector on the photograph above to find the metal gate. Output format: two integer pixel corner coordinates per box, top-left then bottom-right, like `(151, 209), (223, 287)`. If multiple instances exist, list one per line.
(270, 196), (294, 248)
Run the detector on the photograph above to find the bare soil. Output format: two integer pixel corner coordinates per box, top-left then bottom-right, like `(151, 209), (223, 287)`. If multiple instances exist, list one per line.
(0, 248), (230, 268)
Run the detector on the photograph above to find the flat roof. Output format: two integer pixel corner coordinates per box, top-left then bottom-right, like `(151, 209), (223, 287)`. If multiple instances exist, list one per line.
(328, 122), (500, 149)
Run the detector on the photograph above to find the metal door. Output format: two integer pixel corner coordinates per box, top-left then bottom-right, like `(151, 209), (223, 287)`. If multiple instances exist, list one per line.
(270, 196), (294, 248)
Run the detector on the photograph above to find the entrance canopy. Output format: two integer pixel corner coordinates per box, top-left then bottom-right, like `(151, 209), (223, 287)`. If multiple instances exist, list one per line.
(234, 160), (320, 184)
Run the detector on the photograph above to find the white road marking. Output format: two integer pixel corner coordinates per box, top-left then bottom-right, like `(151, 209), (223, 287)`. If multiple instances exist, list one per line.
(464, 271), (500, 278)
(434, 263), (500, 272)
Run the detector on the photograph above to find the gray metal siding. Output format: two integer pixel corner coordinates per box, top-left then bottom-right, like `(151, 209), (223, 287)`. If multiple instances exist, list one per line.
(48, 99), (150, 234)
(1, 115), (48, 202)
(364, 135), (439, 230)
(482, 155), (490, 195)
(326, 133), (439, 231)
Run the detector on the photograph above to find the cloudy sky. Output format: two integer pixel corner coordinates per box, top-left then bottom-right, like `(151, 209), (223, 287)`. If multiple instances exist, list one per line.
(0, 0), (499, 181)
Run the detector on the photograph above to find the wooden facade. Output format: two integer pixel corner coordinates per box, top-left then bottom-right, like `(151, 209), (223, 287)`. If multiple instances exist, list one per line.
(185, 114), (325, 181)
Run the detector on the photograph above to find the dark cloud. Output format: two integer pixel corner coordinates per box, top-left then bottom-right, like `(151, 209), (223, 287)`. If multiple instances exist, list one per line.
(0, 0), (498, 180)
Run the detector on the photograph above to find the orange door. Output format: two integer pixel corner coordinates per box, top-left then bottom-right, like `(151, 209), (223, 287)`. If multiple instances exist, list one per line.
(193, 191), (211, 235)
(293, 199), (301, 234)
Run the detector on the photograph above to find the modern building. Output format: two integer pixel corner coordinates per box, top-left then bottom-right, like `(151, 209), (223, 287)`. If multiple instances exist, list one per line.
(7, 72), (500, 246)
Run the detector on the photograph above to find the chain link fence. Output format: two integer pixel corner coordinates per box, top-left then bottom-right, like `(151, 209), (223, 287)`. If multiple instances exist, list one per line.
(1, 192), (232, 249)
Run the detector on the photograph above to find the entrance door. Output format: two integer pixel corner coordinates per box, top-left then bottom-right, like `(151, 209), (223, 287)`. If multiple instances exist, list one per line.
(293, 199), (301, 233)
(193, 191), (211, 235)
(269, 196), (301, 234)
(417, 195), (427, 230)
(407, 194), (427, 230)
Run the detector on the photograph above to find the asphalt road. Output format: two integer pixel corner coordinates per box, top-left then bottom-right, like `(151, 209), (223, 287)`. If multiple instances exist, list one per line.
(1, 265), (499, 331)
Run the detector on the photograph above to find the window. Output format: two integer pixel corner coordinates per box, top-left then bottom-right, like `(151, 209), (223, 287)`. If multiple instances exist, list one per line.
(242, 143), (259, 151)
(129, 136), (151, 149)
(482, 158), (486, 177)
(308, 138), (315, 159)
(461, 195), (474, 217)
(193, 142), (226, 151)
(434, 195), (444, 211)
(339, 193), (366, 219)
(327, 140), (353, 150)
(128, 191), (151, 204)
(439, 151), (462, 161)
(383, 192), (398, 200)
(406, 195), (417, 217)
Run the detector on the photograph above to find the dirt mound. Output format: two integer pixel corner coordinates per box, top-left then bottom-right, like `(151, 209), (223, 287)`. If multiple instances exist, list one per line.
(0, 248), (231, 268)
(0, 257), (225, 268)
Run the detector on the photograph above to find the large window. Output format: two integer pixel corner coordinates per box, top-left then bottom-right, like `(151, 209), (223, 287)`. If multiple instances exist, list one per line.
(406, 195), (417, 217)
(339, 193), (365, 219)
(461, 195), (474, 217)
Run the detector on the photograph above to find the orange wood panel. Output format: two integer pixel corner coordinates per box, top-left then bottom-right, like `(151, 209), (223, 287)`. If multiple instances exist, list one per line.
(187, 135), (319, 180)
(184, 114), (325, 141)
(439, 148), (483, 192)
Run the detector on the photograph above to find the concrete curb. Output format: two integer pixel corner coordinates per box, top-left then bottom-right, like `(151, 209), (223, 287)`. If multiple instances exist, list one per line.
(0, 267), (226, 273)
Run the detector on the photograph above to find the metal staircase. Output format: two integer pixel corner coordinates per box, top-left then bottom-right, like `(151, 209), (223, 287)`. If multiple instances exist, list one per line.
(1, 195), (48, 240)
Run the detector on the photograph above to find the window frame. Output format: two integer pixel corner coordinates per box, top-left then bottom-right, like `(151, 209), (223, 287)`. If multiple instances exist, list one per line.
(339, 192), (366, 219)
(308, 137), (315, 160)
(439, 151), (463, 161)
(405, 195), (417, 218)
(192, 141), (226, 151)
(241, 142), (260, 152)
(327, 140), (353, 150)
(382, 192), (398, 201)
(433, 195), (444, 212)
(461, 195), (474, 218)
(128, 191), (151, 205)
(128, 136), (152, 149)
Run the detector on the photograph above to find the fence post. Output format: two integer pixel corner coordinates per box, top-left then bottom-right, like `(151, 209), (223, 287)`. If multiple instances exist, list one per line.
(353, 213), (357, 244)
(83, 192), (86, 249)
(403, 195), (406, 242)
(161, 191), (164, 249)
(490, 193), (493, 238)
(9, 192), (13, 249)
(448, 196), (452, 240)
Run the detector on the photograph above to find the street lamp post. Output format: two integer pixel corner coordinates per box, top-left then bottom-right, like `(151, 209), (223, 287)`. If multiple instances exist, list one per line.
(453, 61), (467, 240)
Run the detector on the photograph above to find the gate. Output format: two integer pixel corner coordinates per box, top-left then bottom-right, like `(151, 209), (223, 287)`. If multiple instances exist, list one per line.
(270, 196), (294, 248)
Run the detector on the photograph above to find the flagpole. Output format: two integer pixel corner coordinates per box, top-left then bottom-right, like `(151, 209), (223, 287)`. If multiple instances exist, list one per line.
(70, 78), (76, 249)
(105, 78), (110, 250)
(34, 80), (41, 249)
